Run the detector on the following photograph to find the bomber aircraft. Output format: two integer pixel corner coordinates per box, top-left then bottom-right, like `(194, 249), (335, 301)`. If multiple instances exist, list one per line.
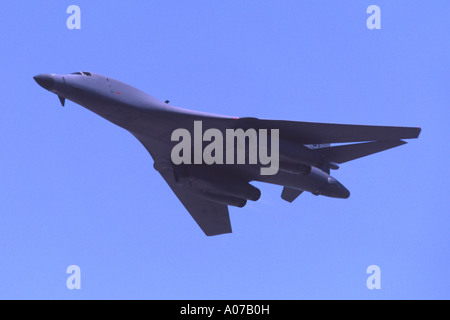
(34, 72), (421, 236)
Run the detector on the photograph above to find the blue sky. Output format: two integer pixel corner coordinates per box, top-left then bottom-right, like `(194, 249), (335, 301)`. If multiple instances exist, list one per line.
(0, 1), (449, 299)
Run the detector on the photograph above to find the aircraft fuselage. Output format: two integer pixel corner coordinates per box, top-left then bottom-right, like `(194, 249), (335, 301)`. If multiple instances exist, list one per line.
(34, 72), (351, 201)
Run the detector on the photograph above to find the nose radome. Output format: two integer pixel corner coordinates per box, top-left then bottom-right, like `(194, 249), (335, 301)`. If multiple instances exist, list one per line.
(33, 74), (55, 90)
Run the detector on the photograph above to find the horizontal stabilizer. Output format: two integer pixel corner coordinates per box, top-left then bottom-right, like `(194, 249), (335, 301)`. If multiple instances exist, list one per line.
(281, 187), (304, 203)
(317, 140), (407, 164)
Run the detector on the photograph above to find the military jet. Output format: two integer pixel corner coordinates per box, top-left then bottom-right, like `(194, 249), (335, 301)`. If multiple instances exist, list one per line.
(34, 72), (421, 236)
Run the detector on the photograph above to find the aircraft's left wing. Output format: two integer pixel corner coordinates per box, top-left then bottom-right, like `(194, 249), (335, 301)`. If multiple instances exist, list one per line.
(235, 117), (421, 144)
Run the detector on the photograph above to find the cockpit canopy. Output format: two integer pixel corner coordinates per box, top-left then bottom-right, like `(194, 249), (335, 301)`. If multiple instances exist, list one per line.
(71, 71), (92, 76)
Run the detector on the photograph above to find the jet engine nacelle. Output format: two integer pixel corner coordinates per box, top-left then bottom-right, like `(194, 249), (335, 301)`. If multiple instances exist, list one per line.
(279, 139), (327, 168)
(154, 161), (261, 204)
(279, 161), (311, 175)
(280, 139), (339, 170)
(306, 166), (332, 184)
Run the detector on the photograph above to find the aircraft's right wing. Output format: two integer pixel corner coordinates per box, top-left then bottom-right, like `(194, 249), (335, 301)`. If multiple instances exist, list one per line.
(156, 165), (232, 236)
(131, 132), (232, 236)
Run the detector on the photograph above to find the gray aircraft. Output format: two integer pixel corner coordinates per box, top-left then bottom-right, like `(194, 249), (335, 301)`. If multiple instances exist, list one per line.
(34, 72), (421, 236)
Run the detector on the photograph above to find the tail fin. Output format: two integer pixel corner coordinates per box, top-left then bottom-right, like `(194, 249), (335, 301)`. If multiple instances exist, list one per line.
(317, 140), (407, 164)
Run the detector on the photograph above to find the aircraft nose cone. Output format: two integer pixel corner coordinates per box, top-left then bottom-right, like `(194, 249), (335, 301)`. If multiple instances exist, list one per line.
(33, 74), (55, 90)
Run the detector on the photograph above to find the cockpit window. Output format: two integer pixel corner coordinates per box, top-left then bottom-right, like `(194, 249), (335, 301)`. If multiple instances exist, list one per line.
(70, 71), (92, 76)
